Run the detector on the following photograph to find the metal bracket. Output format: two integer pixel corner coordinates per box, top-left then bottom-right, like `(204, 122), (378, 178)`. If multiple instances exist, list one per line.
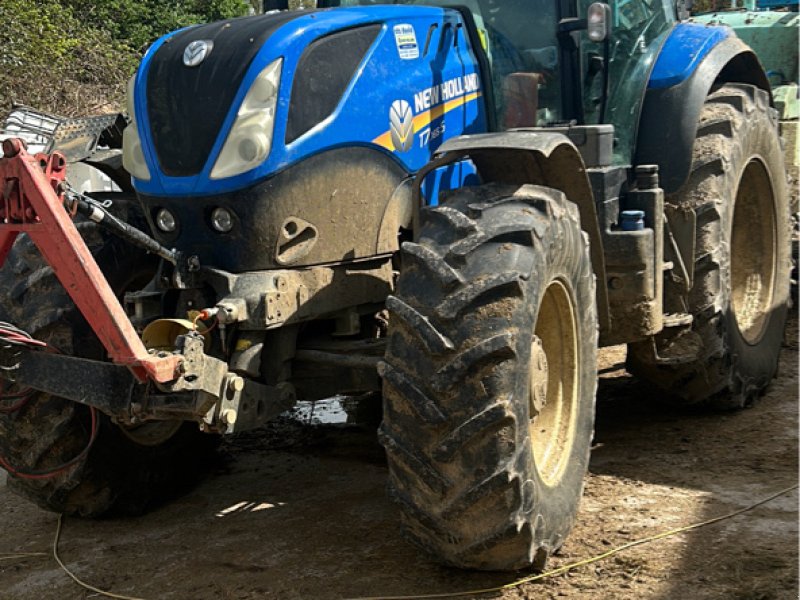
(15, 351), (140, 414)
(664, 205), (696, 294)
(212, 376), (296, 434)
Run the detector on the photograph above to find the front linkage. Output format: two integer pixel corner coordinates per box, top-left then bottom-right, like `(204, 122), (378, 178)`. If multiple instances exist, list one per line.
(0, 139), (271, 433)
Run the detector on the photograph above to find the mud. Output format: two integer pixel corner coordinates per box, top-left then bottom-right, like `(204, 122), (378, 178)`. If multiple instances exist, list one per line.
(0, 316), (797, 600)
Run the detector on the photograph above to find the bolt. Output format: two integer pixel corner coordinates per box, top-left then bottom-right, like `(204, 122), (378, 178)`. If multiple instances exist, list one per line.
(635, 164), (659, 190)
(52, 153), (65, 171)
(221, 408), (238, 425)
(187, 255), (201, 272)
(609, 277), (623, 290)
(228, 376), (245, 393)
(2, 138), (22, 158)
(529, 336), (548, 415)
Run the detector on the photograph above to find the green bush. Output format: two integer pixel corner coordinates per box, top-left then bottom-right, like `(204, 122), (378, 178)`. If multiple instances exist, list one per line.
(0, 0), (249, 119)
(62, 0), (250, 52)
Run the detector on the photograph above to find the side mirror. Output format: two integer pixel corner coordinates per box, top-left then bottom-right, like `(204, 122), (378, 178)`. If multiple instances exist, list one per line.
(587, 2), (612, 42)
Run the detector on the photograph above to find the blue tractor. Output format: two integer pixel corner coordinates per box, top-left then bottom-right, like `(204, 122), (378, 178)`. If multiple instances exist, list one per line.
(0, 0), (790, 571)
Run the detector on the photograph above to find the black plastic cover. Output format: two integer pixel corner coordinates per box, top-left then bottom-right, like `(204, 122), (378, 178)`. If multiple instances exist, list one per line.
(138, 146), (407, 272)
(634, 37), (768, 194)
(146, 11), (309, 177)
(286, 26), (380, 144)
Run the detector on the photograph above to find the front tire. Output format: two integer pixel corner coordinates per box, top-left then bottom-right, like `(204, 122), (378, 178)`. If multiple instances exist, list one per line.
(0, 200), (216, 516)
(628, 84), (790, 409)
(381, 183), (597, 570)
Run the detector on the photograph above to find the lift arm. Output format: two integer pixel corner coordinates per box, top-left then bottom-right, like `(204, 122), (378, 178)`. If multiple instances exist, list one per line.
(0, 138), (180, 383)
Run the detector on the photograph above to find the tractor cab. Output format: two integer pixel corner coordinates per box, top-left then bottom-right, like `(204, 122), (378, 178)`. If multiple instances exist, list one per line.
(322, 0), (677, 163)
(316, 0), (566, 128)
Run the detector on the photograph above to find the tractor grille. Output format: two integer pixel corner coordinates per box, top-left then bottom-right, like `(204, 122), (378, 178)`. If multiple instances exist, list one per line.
(145, 11), (309, 178)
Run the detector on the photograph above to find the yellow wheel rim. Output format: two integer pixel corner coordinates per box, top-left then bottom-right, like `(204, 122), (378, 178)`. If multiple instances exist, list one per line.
(731, 159), (777, 345)
(530, 279), (579, 487)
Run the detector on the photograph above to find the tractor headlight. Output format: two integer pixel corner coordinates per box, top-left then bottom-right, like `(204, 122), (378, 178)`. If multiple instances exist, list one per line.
(155, 208), (177, 233)
(122, 75), (152, 182)
(210, 58), (283, 180)
(210, 207), (234, 233)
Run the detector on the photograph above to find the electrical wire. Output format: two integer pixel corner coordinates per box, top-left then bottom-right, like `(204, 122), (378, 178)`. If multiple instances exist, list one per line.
(0, 321), (54, 413)
(53, 515), (146, 600)
(0, 321), (96, 480)
(0, 552), (47, 562)
(0, 321), (48, 348)
(197, 320), (218, 336)
(0, 406), (98, 480)
(0, 377), (34, 413)
(0, 390), (33, 414)
(0, 387), (33, 399)
(0, 483), (794, 600)
(344, 483), (799, 600)
(191, 311), (218, 336)
(0, 328), (46, 347)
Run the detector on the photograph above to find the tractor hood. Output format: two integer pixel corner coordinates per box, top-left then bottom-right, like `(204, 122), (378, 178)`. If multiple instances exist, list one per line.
(127, 6), (487, 197)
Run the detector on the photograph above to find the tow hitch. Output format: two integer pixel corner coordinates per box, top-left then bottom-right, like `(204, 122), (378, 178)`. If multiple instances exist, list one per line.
(0, 139), (293, 431)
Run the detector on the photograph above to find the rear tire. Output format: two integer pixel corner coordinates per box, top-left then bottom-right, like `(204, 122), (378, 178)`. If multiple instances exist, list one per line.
(0, 199), (216, 516)
(628, 84), (790, 409)
(381, 183), (597, 570)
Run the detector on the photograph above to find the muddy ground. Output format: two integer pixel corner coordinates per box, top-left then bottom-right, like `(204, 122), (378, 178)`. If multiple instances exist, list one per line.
(0, 316), (797, 600)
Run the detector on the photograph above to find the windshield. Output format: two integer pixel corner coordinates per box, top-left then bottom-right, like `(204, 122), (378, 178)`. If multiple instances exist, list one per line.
(579, 0), (675, 163)
(323, 0), (564, 126)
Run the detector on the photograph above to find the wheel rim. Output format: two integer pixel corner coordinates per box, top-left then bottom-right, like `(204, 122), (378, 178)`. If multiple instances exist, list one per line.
(731, 159), (777, 345)
(114, 265), (187, 447)
(120, 420), (182, 447)
(530, 279), (579, 487)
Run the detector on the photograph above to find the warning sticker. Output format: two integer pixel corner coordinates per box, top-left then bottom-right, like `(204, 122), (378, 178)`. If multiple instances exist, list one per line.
(393, 24), (419, 60)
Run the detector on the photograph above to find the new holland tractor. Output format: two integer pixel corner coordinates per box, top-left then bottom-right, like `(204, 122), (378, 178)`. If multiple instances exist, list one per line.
(0, 0), (789, 571)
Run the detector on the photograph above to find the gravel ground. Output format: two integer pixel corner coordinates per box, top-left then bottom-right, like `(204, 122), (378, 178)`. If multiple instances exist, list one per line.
(0, 316), (796, 600)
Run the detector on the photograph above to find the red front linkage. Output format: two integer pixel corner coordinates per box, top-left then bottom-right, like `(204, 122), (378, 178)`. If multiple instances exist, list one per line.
(0, 138), (180, 383)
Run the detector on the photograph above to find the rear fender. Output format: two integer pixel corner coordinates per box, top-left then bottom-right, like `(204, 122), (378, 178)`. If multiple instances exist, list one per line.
(636, 26), (770, 194)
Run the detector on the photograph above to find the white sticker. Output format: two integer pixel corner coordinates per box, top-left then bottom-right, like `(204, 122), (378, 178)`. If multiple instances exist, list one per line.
(394, 24), (419, 60)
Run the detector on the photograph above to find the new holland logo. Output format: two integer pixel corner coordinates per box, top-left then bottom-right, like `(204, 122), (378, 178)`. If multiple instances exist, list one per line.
(183, 40), (214, 67)
(389, 100), (414, 153)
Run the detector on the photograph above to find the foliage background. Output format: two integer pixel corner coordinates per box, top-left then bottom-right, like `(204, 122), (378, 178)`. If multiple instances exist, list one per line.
(0, 0), (756, 120)
(0, 0), (252, 119)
